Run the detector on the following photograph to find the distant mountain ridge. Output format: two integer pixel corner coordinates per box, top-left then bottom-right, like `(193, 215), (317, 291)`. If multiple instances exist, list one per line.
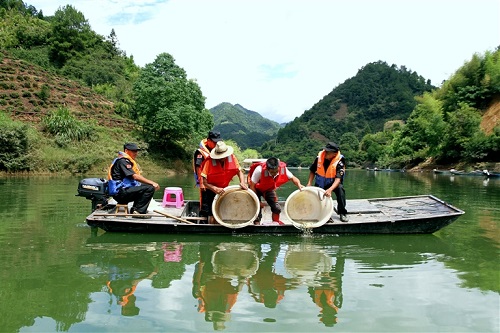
(259, 61), (437, 166)
(210, 102), (282, 149)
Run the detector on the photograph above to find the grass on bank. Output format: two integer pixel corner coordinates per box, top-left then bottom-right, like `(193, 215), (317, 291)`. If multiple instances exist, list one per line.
(0, 109), (189, 176)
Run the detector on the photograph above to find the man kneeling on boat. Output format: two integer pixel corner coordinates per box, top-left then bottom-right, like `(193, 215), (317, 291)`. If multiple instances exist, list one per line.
(107, 143), (160, 218)
(248, 157), (304, 225)
(200, 141), (247, 224)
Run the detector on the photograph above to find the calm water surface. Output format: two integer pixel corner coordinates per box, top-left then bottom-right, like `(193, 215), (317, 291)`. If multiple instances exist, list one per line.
(0, 170), (498, 332)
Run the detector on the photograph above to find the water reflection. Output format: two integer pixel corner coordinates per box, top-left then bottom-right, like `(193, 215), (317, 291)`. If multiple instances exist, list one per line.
(2, 174), (497, 332)
(285, 243), (344, 327)
(105, 254), (157, 316)
(79, 243), (160, 317)
(193, 242), (259, 330)
(248, 243), (288, 310)
(80, 234), (459, 331)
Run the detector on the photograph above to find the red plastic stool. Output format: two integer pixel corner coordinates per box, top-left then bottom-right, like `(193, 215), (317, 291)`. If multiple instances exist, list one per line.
(162, 187), (184, 208)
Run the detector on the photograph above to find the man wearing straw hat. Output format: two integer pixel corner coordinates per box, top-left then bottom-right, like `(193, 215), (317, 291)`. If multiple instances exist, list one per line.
(200, 141), (247, 224)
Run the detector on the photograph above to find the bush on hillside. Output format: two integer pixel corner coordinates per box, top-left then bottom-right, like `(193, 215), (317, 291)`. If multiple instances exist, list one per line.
(0, 113), (34, 171)
(42, 107), (96, 147)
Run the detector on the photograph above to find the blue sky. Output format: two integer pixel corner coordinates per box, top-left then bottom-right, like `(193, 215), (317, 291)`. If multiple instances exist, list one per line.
(29, 0), (500, 122)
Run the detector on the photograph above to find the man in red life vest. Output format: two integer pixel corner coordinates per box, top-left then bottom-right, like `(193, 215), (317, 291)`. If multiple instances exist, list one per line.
(307, 142), (348, 222)
(200, 141), (247, 224)
(248, 157), (303, 225)
(193, 131), (222, 204)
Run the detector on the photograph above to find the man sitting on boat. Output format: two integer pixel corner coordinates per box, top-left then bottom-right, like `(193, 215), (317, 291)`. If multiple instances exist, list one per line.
(248, 157), (303, 225)
(107, 143), (160, 218)
(307, 142), (349, 222)
(200, 141), (247, 224)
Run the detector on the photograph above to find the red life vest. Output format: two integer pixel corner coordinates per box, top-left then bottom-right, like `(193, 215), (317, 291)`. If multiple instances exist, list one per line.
(204, 155), (239, 188)
(250, 161), (289, 192)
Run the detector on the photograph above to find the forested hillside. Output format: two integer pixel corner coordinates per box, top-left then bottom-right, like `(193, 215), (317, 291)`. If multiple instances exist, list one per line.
(210, 102), (281, 149)
(260, 55), (500, 169)
(0, 1), (213, 173)
(0, 54), (132, 128)
(0, 1), (498, 174)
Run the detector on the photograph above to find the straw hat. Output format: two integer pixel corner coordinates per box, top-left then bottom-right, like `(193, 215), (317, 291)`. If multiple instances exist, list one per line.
(210, 141), (234, 159)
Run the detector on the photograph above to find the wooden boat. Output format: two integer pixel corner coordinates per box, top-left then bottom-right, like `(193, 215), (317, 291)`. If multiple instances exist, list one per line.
(450, 169), (484, 176)
(242, 158), (267, 172)
(82, 193), (464, 235)
(482, 170), (500, 178)
(433, 169), (451, 174)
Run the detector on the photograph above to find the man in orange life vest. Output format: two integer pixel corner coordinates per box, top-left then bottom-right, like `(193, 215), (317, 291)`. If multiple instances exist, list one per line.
(200, 141), (247, 224)
(107, 143), (160, 218)
(248, 157), (303, 225)
(307, 142), (349, 222)
(193, 131), (222, 199)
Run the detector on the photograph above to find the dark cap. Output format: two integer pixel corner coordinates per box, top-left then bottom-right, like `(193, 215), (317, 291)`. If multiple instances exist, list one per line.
(266, 157), (280, 169)
(208, 131), (222, 142)
(124, 143), (141, 151)
(324, 142), (339, 152)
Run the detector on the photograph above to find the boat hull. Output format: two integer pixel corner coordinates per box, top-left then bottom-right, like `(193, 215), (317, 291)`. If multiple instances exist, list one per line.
(85, 195), (464, 235)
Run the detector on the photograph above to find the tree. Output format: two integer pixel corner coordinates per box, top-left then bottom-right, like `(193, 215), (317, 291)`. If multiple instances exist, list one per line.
(399, 92), (447, 159)
(441, 103), (482, 161)
(132, 52), (213, 153)
(48, 5), (97, 67)
(0, 8), (50, 49)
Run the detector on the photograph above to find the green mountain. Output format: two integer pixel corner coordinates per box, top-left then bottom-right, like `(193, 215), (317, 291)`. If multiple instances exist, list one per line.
(260, 61), (436, 166)
(210, 102), (282, 149)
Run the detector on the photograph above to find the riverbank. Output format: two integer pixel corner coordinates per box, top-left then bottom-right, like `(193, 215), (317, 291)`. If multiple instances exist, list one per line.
(408, 159), (500, 173)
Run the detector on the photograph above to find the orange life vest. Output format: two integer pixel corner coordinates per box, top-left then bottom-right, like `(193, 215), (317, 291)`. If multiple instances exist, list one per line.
(193, 139), (213, 187)
(314, 150), (343, 189)
(107, 152), (142, 194)
(314, 289), (338, 311)
(107, 151), (141, 180)
(106, 281), (137, 306)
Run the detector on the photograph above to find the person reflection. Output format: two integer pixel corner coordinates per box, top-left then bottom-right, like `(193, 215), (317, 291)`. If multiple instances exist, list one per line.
(192, 243), (257, 331)
(307, 254), (344, 327)
(248, 243), (288, 309)
(106, 255), (158, 316)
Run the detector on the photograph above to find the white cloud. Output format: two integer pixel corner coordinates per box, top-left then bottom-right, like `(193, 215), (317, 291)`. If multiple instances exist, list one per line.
(28, 0), (500, 122)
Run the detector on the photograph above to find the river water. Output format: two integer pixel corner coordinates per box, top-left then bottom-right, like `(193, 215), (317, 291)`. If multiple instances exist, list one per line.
(0, 169), (498, 332)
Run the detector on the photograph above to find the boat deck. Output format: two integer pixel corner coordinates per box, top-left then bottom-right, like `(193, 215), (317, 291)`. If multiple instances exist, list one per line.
(85, 195), (464, 234)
